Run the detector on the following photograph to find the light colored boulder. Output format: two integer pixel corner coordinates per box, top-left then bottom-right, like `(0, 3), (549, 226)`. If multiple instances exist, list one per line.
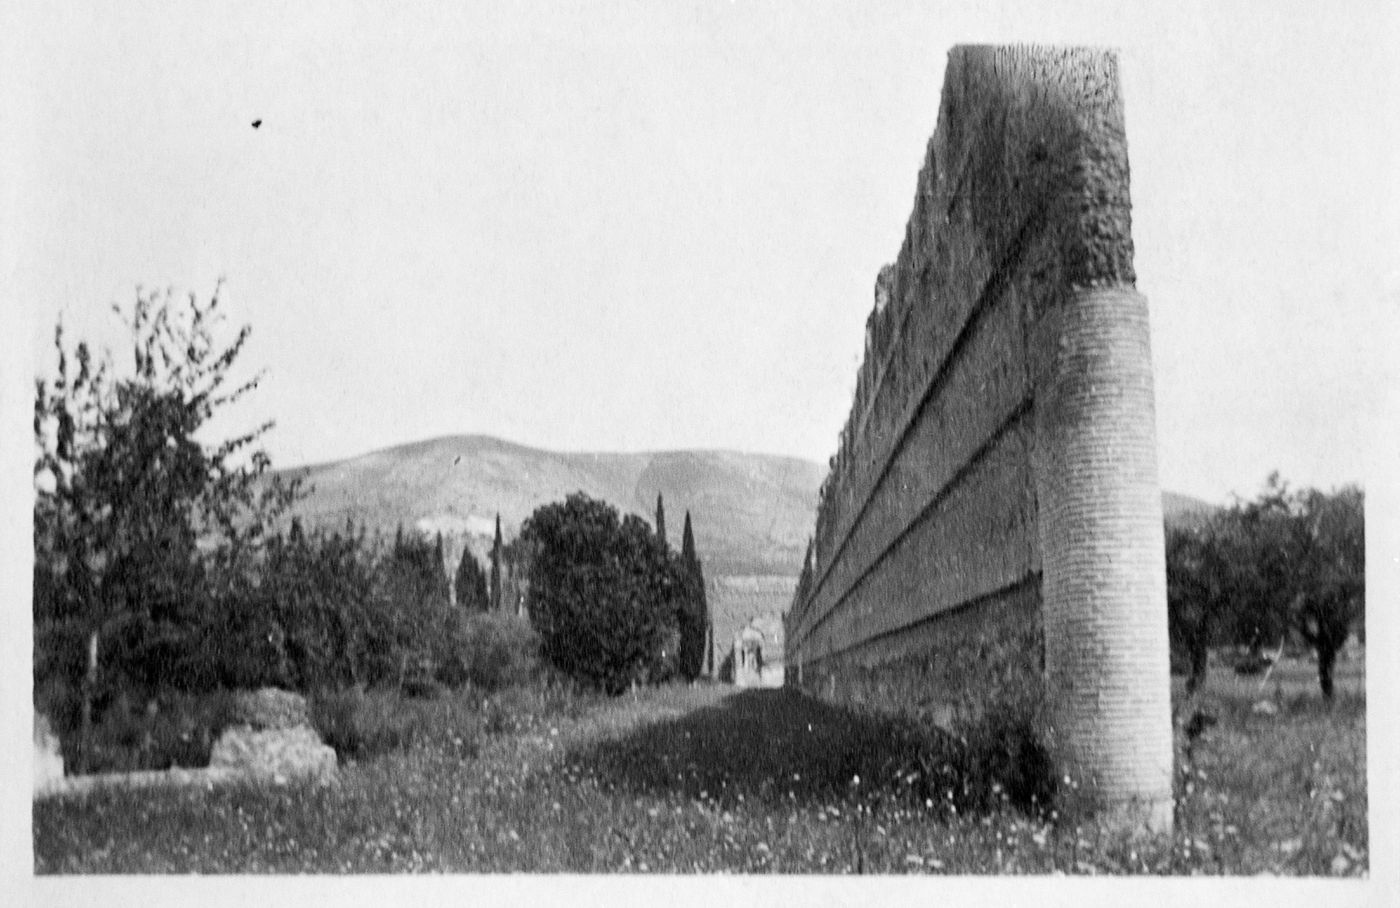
(33, 712), (65, 795)
(225, 687), (312, 730)
(210, 725), (337, 784)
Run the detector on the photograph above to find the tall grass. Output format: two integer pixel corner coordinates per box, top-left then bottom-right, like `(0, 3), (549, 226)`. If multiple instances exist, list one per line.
(35, 655), (1366, 875)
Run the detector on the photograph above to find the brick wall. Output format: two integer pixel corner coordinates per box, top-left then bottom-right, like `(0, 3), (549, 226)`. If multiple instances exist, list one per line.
(784, 45), (1173, 833)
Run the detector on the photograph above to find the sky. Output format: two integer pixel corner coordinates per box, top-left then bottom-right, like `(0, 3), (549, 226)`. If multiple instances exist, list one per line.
(5, 0), (1397, 505)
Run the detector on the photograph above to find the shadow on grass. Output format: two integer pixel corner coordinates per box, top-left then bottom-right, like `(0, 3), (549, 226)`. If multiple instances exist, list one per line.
(566, 687), (1049, 816)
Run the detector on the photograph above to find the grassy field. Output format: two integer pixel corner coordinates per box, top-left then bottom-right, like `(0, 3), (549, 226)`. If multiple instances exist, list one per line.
(33, 653), (1365, 875)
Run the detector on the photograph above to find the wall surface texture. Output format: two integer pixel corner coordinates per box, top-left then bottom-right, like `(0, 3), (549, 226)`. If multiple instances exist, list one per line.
(784, 45), (1173, 833)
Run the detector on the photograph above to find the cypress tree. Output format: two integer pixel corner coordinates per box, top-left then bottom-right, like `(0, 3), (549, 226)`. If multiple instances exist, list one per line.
(681, 511), (696, 563)
(655, 493), (667, 548)
(455, 545), (488, 612)
(678, 511), (709, 680)
(490, 513), (503, 612)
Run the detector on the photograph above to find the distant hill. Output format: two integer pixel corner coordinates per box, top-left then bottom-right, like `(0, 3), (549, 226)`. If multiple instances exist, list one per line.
(275, 435), (1218, 669)
(1162, 490), (1220, 530)
(276, 435), (824, 578)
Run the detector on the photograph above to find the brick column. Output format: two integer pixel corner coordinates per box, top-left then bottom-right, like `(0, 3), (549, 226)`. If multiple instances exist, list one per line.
(1032, 286), (1174, 834)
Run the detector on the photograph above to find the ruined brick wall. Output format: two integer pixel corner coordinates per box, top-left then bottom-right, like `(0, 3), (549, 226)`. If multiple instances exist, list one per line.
(784, 45), (1173, 832)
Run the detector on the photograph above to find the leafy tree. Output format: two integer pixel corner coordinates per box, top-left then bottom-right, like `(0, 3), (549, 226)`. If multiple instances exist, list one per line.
(455, 546), (490, 612)
(1165, 523), (1229, 694)
(1285, 484), (1364, 700)
(520, 493), (682, 693)
(379, 525), (456, 689)
(33, 285), (299, 763)
(677, 511), (709, 680)
(655, 493), (667, 548)
(204, 516), (385, 691)
(1164, 473), (1364, 701)
(1221, 476), (1297, 653)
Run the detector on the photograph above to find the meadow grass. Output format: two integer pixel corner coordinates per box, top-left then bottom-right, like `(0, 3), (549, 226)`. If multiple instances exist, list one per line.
(33, 654), (1365, 874)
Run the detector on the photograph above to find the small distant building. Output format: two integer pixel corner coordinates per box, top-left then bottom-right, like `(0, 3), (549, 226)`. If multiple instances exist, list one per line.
(704, 575), (795, 685)
(733, 625), (765, 687)
(728, 615), (785, 688)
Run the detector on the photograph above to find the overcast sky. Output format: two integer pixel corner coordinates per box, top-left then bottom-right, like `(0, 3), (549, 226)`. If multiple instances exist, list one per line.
(7, 0), (1397, 504)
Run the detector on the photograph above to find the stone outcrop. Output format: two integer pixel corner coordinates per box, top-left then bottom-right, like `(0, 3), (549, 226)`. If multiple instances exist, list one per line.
(225, 687), (314, 730)
(210, 725), (338, 784)
(205, 689), (338, 783)
(33, 712), (65, 796)
(33, 688), (337, 800)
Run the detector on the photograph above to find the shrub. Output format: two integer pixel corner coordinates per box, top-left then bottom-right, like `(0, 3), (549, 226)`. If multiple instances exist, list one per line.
(310, 688), (410, 760)
(521, 493), (684, 693)
(51, 688), (239, 775)
(454, 613), (540, 691)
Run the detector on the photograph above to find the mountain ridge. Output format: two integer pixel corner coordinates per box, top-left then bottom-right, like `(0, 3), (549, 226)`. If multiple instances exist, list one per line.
(276, 434), (1220, 569)
(275, 434), (825, 578)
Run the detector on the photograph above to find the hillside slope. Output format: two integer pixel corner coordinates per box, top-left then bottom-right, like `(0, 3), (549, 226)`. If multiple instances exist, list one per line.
(277, 435), (824, 578)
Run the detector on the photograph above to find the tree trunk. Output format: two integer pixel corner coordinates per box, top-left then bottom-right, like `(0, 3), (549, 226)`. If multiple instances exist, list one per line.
(1317, 640), (1337, 702)
(79, 629), (99, 773)
(1186, 638), (1209, 696)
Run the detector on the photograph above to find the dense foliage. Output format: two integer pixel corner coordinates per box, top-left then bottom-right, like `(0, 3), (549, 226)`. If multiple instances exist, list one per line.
(32, 289), (491, 770)
(455, 613), (541, 691)
(33, 287), (301, 760)
(521, 493), (686, 693)
(1165, 473), (1364, 699)
(455, 546), (490, 612)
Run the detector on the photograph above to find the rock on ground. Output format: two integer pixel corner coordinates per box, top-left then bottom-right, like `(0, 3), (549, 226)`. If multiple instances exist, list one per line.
(33, 712), (65, 796)
(210, 725), (338, 783)
(225, 687), (314, 730)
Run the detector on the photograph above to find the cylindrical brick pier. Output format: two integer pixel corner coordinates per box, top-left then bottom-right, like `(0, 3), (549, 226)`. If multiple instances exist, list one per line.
(1032, 285), (1175, 834)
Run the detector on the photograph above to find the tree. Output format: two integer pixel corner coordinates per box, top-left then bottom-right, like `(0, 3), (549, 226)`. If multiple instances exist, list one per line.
(1165, 523), (1229, 694)
(1222, 475), (1297, 654)
(490, 513), (503, 612)
(1286, 485), (1364, 700)
(1163, 473), (1365, 701)
(655, 493), (667, 548)
(520, 493), (682, 693)
(210, 516), (384, 691)
(455, 546), (489, 613)
(379, 525), (456, 690)
(33, 285), (299, 764)
(677, 511), (709, 680)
